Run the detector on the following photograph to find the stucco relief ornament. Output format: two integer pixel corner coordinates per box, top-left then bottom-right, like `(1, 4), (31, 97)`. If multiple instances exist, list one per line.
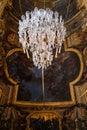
(7, 33), (21, 47)
(0, 19), (5, 37)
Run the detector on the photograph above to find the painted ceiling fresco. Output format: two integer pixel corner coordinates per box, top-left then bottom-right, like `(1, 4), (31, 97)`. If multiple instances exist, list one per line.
(0, 1), (87, 130)
(0, 0), (87, 106)
(5, 48), (81, 103)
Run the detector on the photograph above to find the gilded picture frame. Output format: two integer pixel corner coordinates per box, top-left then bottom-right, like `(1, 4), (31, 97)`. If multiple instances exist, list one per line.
(4, 40), (84, 107)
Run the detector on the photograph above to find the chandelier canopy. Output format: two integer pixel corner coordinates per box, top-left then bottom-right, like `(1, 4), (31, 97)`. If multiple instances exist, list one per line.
(18, 7), (66, 69)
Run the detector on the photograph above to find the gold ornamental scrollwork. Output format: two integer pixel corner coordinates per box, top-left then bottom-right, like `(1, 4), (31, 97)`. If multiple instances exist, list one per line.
(83, 47), (87, 66)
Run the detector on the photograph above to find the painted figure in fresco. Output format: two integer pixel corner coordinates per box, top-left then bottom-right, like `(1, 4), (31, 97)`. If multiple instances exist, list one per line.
(44, 51), (80, 102)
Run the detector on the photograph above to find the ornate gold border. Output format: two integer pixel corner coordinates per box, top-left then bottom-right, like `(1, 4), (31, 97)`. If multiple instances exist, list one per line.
(64, 39), (84, 104)
(4, 48), (23, 85)
(82, 0), (87, 9)
(26, 111), (62, 130)
(4, 41), (84, 107)
(0, 88), (2, 100)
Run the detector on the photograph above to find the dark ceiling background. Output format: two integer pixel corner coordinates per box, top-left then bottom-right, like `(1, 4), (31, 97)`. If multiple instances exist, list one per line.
(3, 0), (79, 34)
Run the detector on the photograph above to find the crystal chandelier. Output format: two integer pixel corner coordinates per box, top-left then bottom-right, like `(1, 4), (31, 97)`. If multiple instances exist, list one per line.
(18, 7), (66, 100)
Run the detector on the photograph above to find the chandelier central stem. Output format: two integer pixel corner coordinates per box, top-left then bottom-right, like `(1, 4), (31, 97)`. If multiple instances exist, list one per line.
(44, 0), (45, 9)
(42, 64), (45, 100)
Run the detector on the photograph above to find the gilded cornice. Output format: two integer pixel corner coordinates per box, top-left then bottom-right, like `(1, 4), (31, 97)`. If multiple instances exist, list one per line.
(0, 0), (8, 18)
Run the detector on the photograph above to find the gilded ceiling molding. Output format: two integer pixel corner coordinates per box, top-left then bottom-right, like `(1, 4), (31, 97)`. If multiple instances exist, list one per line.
(0, 88), (2, 99)
(33, 0), (60, 9)
(19, 0), (23, 15)
(77, 0), (84, 9)
(76, 0), (87, 9)
(65, 8), (87, 36)
(32, 0), (60, 3)
(0, 19), (5, 37)
(0, 0), (13, 18)
(82, 0), (87, 9)
(64, 41), (84, 86)
(7, 33), (21, 47)
(0, 0), (8, 18)
(4, 48), (23, 85)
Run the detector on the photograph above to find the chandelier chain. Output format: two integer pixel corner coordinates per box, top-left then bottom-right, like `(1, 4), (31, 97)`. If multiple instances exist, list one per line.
(44, 0), (45, 9)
